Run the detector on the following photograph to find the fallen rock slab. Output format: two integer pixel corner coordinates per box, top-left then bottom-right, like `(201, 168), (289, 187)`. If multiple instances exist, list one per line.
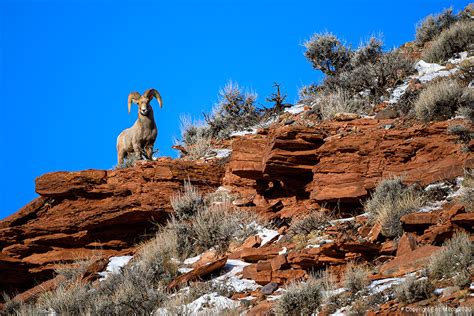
(167, 257), (227, 290)
(380, 245), (441, 277)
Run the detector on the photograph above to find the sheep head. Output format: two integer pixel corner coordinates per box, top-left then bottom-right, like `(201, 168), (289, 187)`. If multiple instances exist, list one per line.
(127, 89), (163, 115)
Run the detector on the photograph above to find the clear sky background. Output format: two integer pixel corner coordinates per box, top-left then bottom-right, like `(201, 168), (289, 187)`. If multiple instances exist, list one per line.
(0, 0), (471, 219)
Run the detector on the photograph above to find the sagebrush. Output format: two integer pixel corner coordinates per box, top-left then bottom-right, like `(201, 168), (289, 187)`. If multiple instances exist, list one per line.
(274, 279), (322, 315)
(414, 79), (473, 122)
(366, 176), (425, 237)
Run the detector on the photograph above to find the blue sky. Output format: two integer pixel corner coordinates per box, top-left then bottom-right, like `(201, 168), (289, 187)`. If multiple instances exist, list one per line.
(0, 0), (470, 219)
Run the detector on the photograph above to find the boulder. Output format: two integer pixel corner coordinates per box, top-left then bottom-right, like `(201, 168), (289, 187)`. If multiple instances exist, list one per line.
(396, 233), (417, 257)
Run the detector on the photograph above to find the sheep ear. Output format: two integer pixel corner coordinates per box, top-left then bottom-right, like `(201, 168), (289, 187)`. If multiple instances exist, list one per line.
(127, 92), (141, 114)
(143, 88), (163, 108)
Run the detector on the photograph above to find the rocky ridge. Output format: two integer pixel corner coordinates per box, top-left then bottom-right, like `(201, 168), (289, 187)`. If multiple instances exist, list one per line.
(0, 116), (472, 314)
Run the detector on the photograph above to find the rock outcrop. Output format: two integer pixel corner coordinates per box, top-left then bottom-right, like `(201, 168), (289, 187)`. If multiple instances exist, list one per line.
(224, 119), (472, 217)
(0, 159), (224, 294)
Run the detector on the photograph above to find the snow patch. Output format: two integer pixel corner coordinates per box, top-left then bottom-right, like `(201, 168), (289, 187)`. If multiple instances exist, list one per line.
(184, 254), (201, 265)
(417, 200), (445, 213)
(210, 148), (232, 159)
(212, 259), (260, 292)
(186, 293), (239, 314)
(156, 293), (239, 315)
(284, 103), (306, 114)
(418, 68), (458, 83)
(98, 255), (133, 280)
(278, 247), (288, 255)
(387, 81), (410, 104)
(415, 60), (444, 76)
(368, 276), (408, 294)
(229, 128), (258, 137)
(330, 216), (356, 225)
(178, 267), (194, 274)
(256, 228), (279, 246)
(448, 52), (469, 64)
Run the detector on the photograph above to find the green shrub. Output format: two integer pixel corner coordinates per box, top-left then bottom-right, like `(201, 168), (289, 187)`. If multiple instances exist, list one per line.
(205, 81), (261, 140)
(316, 88), (370, 119)
(179, 116), (213, 160)
(302, 33), (414, 114)
(171, 180), (205, 220)
(274, 279), (322, 315)
(422, 20), (474, 63)
(334, 50), (414, 99)
(415, 8), (459, 45)
(414, 79), (473, 122)
(429, 231), (473, 287)
(304, 32), (352, 76)
(456, 106), (474, 124)
(394, 275), (433, 303)
(365, 176), (425, 237)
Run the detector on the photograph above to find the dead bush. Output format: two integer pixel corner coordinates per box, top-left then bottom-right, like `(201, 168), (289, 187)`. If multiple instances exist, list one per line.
(365, 176), (425, 237)
(415, 79), (473, 122)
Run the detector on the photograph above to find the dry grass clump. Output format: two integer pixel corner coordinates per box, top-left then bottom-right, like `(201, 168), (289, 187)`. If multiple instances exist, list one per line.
(422, 20), (474, 63)
(343, 264), (370, 295)
(366, 176), (425, 238)
(168, 182), (265, 258)
(169, 201), (261, 258)
(274, 278), (323, 315)
(26, 226), (179, 315)
(415, 79), (473, 122)
(429, 231), (473, 287)
(459, 169), (474, 212)
(289, 210), (333, 236)
(316, 88), (369, 120)
(171, 180), (205, 220)
(394, 275), (433, 303)
(36, 282), (92, 315)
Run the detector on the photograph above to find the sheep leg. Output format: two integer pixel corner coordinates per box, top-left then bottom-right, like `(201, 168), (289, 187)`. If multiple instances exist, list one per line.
(145, 146), (154, 160)
(133, 144), (142, 160)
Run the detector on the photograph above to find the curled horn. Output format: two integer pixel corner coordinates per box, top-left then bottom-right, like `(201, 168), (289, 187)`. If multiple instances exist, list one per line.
(127, 92), (141, 114)
(143, 88), (163, 108)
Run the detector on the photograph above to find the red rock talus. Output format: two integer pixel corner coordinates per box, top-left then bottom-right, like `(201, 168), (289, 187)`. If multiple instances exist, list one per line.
(0, 159), (224, 294)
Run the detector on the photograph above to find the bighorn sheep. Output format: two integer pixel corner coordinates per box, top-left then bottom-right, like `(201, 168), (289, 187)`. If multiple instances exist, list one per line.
(117, 88), (163, 166)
